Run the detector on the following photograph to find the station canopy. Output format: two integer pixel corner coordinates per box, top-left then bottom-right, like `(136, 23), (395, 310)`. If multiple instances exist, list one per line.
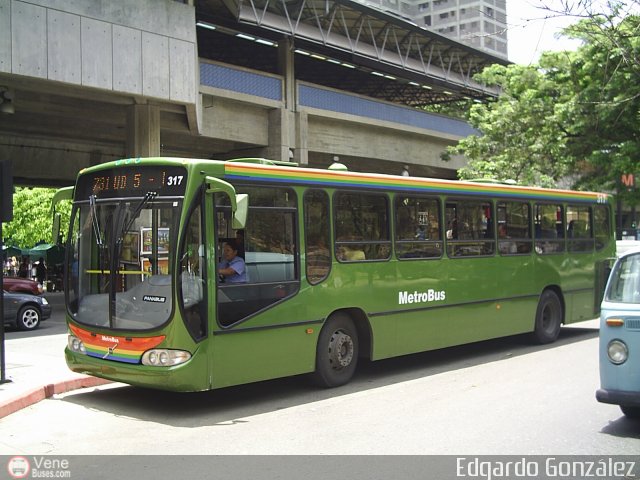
(196, 0), (509, 106)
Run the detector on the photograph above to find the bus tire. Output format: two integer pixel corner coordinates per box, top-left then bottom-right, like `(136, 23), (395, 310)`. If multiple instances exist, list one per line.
(532, 289), (562, 344)
(312, 313), (359, 388)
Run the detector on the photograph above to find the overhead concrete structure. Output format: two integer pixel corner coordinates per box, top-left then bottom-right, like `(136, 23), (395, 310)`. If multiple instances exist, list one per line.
(0, 0), (509, 186)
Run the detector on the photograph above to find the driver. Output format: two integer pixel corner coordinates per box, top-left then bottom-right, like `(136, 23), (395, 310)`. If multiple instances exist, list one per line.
(217, 239), (247, 283)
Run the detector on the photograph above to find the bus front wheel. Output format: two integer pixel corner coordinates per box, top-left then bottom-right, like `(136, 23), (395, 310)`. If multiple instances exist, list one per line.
(313, 313), (359, 388)
(532, 290), (562, 344)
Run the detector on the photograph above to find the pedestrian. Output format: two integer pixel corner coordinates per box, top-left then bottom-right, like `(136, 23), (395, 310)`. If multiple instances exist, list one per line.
(35, 257), (47, 285)
(18, 257), (29, 278)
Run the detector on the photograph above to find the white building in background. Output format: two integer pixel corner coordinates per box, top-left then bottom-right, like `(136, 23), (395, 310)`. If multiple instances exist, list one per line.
(361, 0), (508, 59)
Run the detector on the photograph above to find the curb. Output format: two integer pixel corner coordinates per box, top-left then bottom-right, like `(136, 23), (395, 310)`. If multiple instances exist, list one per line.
(0, 376), (112, 419)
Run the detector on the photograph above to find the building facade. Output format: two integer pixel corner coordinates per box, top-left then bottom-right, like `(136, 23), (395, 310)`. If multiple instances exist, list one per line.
(360, 0), (508, 59)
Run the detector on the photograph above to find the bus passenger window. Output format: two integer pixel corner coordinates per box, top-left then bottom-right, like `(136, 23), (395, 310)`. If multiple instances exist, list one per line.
(445, 199), (494, 257)
(534, 204), (564, 254)
(304, 190), (331, 284)
(496, 201), (532, 255)
(594, 205), (611, 251)
(334, 191), (390, 262)
(566, 205), (594, 252)
(394, 196), (442, 259)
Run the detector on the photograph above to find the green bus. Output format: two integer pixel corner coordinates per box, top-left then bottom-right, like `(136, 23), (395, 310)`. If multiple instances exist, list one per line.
(54, 157), (615, 391)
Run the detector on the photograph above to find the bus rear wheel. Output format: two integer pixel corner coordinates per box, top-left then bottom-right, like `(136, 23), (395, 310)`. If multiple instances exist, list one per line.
(313, 313), (359, 388)
(532, 290), (562, 344)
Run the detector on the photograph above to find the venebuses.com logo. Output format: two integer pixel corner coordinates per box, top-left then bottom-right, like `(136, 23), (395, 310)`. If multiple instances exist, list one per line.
(7, 456), (30, 479)
(7, 456), (71, 478)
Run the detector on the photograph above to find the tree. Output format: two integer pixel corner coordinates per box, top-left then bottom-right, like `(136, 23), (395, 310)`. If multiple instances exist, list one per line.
(2, 188), (71, 249)
(446, 60), (576, 187)
(448, 1), (640, 196)
(560, 11), (640, 205)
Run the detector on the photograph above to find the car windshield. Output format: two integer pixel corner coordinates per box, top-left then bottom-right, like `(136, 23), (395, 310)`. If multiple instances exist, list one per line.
(66, 197), (181, 330)
(606, 252), (640, 304)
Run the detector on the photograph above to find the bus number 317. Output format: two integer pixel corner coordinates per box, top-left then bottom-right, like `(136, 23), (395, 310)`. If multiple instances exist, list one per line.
(167, 175), (184, 186)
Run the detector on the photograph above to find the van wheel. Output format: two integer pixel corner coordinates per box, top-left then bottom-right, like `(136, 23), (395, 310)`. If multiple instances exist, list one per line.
(621, 406), (640, 419)
(532, 290), (562, 344)
(313, 313), (359, 387)
(17, 305), (41, 331)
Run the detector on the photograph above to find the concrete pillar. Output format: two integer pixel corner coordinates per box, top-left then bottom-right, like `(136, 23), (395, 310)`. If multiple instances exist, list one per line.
(265, 37), (307, 163)
(126, 104), (161, 157)
(278, 37), (296, 111)
(264, 108), (293, 162)
(295, 111), (308, 165)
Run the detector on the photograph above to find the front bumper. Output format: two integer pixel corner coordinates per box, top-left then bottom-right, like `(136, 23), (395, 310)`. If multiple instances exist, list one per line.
(65, 347), (209, 392)
(596, 388), (640, 408)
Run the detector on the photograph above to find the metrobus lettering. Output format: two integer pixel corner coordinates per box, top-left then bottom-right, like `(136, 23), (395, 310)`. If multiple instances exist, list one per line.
(101, 335), (119, 343)
(398, 289), (446, 305)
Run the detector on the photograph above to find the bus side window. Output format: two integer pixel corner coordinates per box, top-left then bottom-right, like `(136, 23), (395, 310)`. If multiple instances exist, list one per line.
(534, 203), (564, 254)
(304, 189), (331, 284)
(594, 205), (612, 251)
(215, 186), (300, 327)
(394, 195), (442, 259)
(445, 199), (494, 257)
(334, 191), (390, 262)
(178, 199), (207, 340)
(496, 201), (532, 255)
(566, 205), (594, 252)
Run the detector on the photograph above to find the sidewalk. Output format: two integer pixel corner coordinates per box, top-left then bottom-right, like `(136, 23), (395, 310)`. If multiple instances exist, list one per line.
(0, 292), (111, 419)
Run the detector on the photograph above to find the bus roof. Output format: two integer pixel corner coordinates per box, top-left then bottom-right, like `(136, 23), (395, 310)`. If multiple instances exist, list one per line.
(222, 159), (610, 204)
(83, 157), (611, 205)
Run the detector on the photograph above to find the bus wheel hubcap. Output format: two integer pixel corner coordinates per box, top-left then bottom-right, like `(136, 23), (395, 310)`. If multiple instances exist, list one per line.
(328, 330), (353, 369)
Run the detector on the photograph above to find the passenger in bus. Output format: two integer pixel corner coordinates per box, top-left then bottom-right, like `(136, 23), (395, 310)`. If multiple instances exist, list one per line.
(337, 244), (366, 261)
(446, 219), (458, 240)
(217, 239), (247, 283)
(306, 234), (331, 281)
(498, 224), (517, 254)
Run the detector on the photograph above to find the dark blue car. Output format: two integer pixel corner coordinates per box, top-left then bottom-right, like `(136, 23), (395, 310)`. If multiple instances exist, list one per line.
(2, 289), (51, 330)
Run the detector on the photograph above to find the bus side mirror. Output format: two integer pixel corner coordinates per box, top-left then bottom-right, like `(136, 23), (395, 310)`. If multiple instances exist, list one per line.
(233, 194), (248, 230)
(51, 186), (73, 246)
(205, 176), (247, 229)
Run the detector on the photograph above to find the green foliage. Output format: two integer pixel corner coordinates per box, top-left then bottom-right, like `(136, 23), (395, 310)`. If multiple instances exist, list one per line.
(422, 100), (473, 120)
(2, 187), (72, 249)
(561, 13), (640, 204)
(448, 3), (640, 197)
(449, 61), (576, 187)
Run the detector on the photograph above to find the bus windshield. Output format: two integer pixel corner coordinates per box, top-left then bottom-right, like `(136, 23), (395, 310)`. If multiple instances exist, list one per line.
(66, 197), (181, 330)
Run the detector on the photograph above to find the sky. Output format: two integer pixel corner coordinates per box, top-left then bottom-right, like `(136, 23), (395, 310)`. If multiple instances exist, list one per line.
(506, 0), (583, 64)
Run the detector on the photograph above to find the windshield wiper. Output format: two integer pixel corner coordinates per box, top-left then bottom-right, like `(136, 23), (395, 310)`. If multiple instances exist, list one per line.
(116, 191), (158, 250)
(89, 194), (110, 274)
(89, 194), (104, 247)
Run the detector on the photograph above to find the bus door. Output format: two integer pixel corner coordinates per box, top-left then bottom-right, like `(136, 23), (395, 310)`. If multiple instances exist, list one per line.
(210, 185), (304, 387)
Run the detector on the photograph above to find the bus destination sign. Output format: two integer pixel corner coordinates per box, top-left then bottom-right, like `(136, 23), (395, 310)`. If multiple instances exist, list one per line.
(76, 165), (188, 199)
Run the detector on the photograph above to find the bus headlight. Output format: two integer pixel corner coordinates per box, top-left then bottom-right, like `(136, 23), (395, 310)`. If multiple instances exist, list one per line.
(142, 349), (191, 366)
(607, 340), (628, 365)
(68, 335), (86, 354)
